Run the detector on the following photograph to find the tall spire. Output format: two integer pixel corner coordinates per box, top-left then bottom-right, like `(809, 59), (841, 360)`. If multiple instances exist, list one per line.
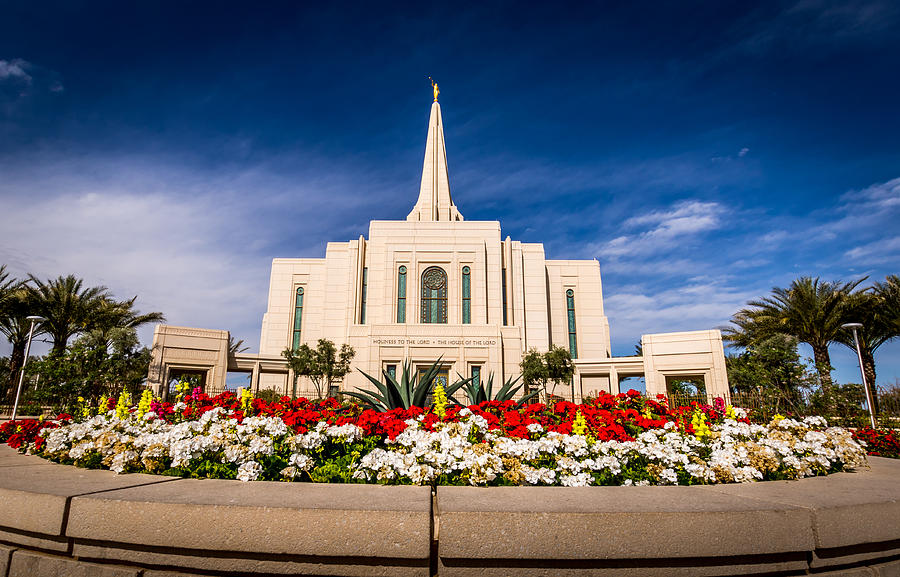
(407, 81), (463, 222)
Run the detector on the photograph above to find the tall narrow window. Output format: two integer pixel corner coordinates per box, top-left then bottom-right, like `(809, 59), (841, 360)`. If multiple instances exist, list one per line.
(471, 365), (481, 388)
(461, 266), (471, 324)
(360, 267), (368, 324)
(397, 266), (407, 323)
(386, 364), (397, 380)
(421, 267), (448, 323)
(566, 289), (578, 359)
(501, 268), (508, 326)
(292, 287), (304, 350)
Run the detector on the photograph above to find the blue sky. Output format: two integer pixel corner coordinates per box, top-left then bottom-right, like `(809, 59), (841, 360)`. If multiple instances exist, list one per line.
(1, 0), (898, 386)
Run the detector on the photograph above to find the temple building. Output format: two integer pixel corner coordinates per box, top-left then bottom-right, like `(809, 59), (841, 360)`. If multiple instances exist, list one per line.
(148, 87), (729, 401)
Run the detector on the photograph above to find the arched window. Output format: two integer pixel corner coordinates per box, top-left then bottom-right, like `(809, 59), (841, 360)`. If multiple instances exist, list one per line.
(461, 266), (471, 324)
(292, 287), (304, 350)
(421, 266), (448, 323)
(566, 289), (577, 358)
(397, 266), (407, 323)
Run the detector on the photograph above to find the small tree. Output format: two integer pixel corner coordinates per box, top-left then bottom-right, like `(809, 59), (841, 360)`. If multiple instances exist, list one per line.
(520, 349), (548, 397)
(519, 345), (574, 402)
(282, 339), (355, 399)
(27, 327), (152, 412)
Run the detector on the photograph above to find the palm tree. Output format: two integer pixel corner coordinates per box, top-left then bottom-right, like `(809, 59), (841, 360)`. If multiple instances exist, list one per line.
(0, 288), (44, 400)
(722, 308), (782, 349)
(835, 276), (900, 394)
(0, 265), (20, 312)
(875, 275), (900, 335)
(90, 296), (165, 349)
(228, 335), (249, 356)
(726, 277), (864, 392)
(27, 275), (111, 355)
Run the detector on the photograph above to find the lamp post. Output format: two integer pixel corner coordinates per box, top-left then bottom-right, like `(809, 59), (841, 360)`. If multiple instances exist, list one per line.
(10, 315), (45, 422)
(841, 322), (877, 429)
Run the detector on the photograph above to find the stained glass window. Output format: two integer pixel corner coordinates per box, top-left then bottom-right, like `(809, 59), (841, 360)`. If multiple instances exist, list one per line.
(419, 366), (450, 389)
(397, 266), (407, 323)
(501, 268), (508, 326)
(462, 266), (471, 324)
(421, 266), (448, 323)
(291, 287), (304, 350)
(360, 268), (368, 324)
(471, 365), (481, 387)
(566, 289), (577, 358)
(419, 366), (449, 406)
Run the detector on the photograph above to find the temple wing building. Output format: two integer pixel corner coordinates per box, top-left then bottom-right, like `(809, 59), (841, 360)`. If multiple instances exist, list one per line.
(149, 93), (729, 401)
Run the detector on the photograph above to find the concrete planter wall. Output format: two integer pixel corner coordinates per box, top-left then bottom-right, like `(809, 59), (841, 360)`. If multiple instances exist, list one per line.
(1, 445), (899, 577)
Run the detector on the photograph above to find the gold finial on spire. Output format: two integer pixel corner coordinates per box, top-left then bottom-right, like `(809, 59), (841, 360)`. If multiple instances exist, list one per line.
(429, 76), (439, 102)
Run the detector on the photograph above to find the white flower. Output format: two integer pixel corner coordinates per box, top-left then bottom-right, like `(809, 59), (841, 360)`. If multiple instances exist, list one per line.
(559, 472), (593, 487)
(289, 453), (314, 470)
(659, 468), (678, 485)
(325, 423), (364, 443)
(248, 435), (274, 456)
(236, 460), (263, 482)
(109, 450), (139, 474)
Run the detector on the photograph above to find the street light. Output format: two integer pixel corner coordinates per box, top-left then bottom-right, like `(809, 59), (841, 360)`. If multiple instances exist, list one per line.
(10, 315), (45, 422)
(841, 322), (876, 429)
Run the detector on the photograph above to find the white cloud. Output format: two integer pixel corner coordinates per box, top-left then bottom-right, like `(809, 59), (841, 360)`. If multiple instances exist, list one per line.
(736, 0), (899, 55)
(0, 59), (31, 83)
(0, 149), (402, 354)
(845, 235), (900, 262)
(759, 230), (788, 244)
(840, 177), (900, 211)
(605, 281), (759, 354)
(0, 186), (271, 352)
(738, 147), (749, 157)
(602, 200), (725, 258)
(804, 176), (900, 244)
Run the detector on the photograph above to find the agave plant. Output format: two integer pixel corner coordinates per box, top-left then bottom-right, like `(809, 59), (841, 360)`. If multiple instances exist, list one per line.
(344, 358), (448, 411)
(453, 373), (540, 406)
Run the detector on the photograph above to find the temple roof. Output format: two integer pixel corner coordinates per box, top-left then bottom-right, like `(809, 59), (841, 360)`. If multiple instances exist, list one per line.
(407, 100), (464, 222)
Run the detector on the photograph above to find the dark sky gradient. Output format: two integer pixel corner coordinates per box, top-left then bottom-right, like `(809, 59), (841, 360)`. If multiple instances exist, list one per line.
(1, 0), (898, 386)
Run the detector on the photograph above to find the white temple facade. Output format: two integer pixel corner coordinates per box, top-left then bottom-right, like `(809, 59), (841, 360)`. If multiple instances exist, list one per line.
(148, 90), (729, 401)
(247, 94), (730, 401)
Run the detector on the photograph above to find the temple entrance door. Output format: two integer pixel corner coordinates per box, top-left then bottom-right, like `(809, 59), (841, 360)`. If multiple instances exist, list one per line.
(166, 369), (208, 400)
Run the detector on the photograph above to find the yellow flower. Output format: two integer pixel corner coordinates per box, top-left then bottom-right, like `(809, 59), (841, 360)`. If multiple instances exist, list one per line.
(115, 390), (131, 420)
(773, 414), (785, 423)
(691, 410), (711, 441)
(725, 404), (736, 419)
(432, 382), (447, 419)
(572, 410), (588, 436)
(240, 387), (253, 413)
(175, 379), (190, 403)
(136, 389), (154, 418)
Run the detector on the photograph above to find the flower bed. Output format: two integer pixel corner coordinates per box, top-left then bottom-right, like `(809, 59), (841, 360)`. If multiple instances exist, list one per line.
(2, 389), (870, 487)
(852, 426), (900, 459)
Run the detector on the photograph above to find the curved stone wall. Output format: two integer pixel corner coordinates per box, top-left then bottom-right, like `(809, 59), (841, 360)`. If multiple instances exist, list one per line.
(1, 444), (899, 576)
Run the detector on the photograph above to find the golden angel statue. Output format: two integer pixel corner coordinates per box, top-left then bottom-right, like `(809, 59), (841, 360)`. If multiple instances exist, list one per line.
(428, 77), (440, 102)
